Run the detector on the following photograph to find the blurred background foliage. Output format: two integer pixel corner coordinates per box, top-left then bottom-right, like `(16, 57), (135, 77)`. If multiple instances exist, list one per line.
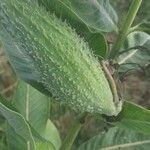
(0, 0), (150, 149)
(112, 0), (150, 108)
(112, 0), (150, 23)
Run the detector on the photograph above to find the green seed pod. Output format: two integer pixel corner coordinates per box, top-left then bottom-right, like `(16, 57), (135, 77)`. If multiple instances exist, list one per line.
(0, 0), (122, 116)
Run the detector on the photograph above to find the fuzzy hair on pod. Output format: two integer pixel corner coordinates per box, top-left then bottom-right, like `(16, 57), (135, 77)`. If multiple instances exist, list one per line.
(0, 0), (122, 116)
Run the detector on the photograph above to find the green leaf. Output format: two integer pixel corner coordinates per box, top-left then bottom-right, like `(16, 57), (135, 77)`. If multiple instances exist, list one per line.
(6, 125), (32, 150)
(6, 121), (59, 150)
(77, 127), (150, 150)
(12, 80), (50, 135)
(85, 33), (107, 58)
(41, 119), (62, 150)
(39, 0), (118, 32)
(111, 101), (150, 135)
(117, 31), (150, 73)
(11, 81), (61, 150)
(7, 128), (55, 150)
(68, 0), (118, 32)
(36, 142), (55, 150)
(130, 20), (150, 35)
(0, 95), (36, 150)
(38, 0), (108, 58)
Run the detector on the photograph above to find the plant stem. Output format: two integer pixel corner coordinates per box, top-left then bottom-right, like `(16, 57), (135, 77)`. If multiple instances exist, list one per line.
(109, 0), (142, 59)
(60, 120), (83, 150)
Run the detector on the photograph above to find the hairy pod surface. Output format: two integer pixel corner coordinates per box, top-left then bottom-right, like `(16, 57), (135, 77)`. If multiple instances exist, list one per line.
(0, 0), (122, 116)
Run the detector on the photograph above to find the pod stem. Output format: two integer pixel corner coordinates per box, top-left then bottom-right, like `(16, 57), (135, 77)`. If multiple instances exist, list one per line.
(109, 0), (142, 59)
(101, 60), (119, 105)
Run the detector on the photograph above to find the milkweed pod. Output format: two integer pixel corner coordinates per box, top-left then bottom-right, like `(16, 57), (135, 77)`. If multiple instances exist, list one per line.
(0, 0), (122, 116)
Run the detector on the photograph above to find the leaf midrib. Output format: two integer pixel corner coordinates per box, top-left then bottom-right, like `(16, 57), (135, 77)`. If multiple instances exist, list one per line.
(100, 139), (150, 150)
